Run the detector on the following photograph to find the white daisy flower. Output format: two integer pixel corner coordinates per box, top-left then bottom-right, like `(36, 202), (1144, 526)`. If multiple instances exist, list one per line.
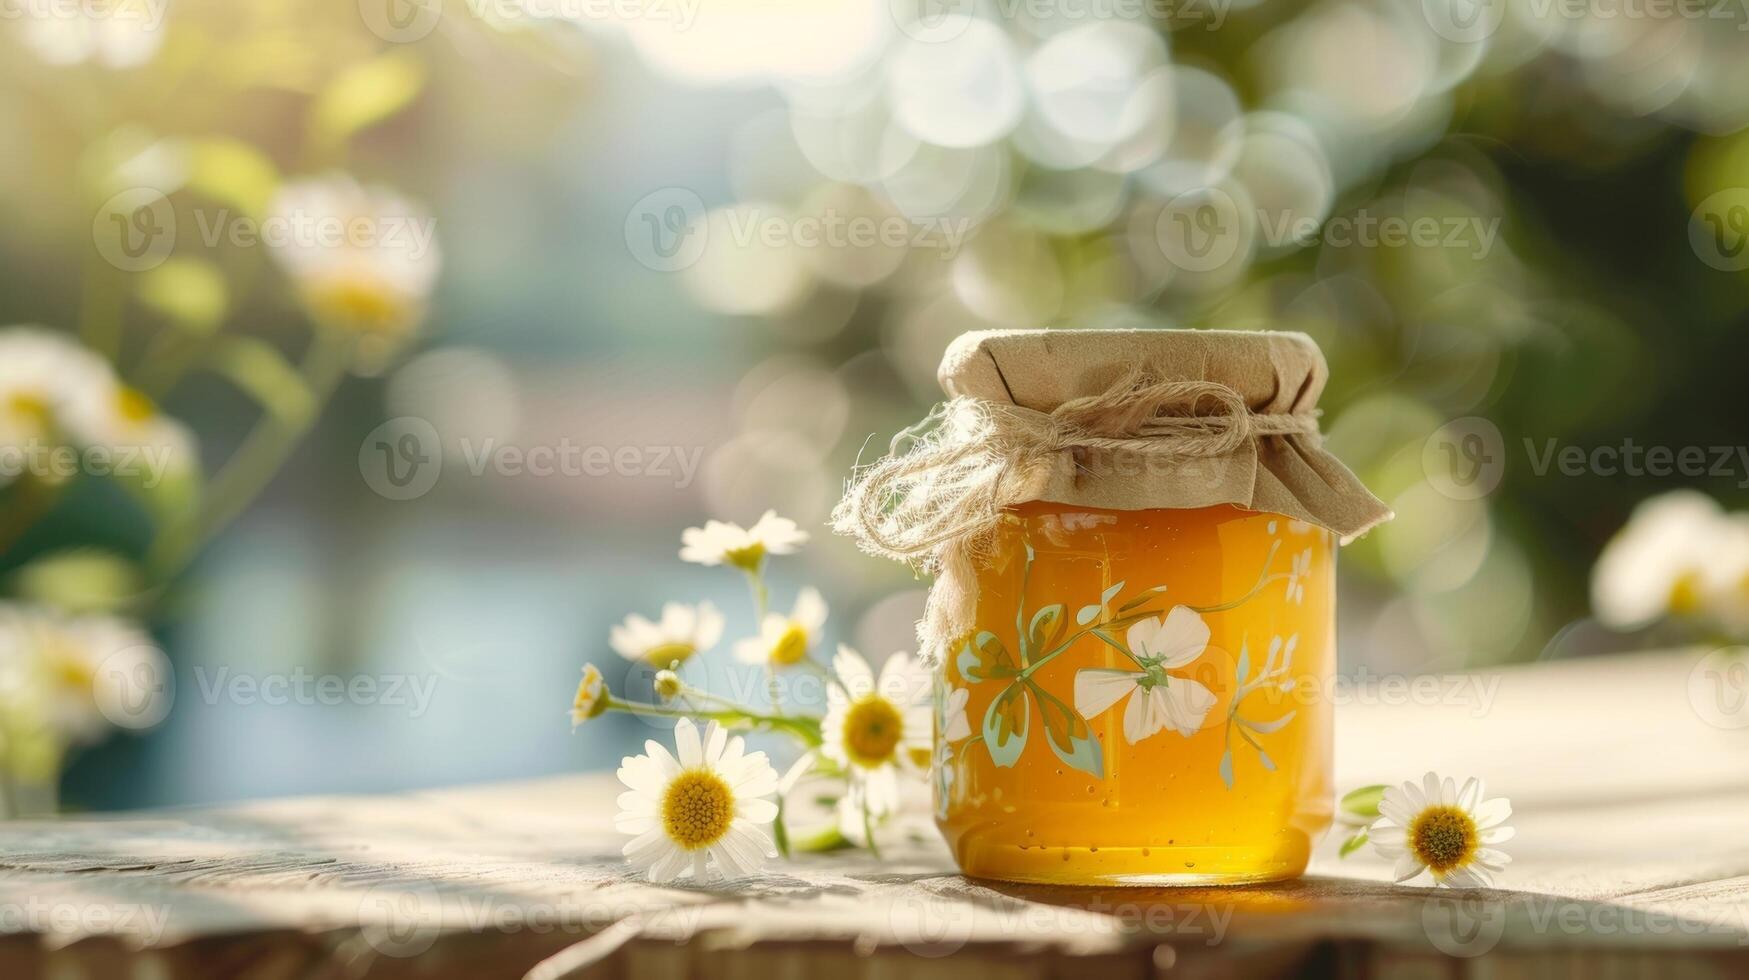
(1697, 513), (1749, 634)
(609, 601), (724, 667)
(0, 328), (116, 475)
(60, 383), (198, 484)
(1286, 548), (1311, 604)
(652, 669), (684, 702)
(17, 0), (166, 70)
(0, 604), (168, 746)
(570, 664), (607, 727)
(938, 683), (971, 742)
(820, 645), (931, 816)
(266, 174), (441, 346)
(679, 510), (808, 570)
(1591, 490), (1724, 630)
(1369, 772), (1514, 888)
(614, 718), (779, 883)
(733, 587), (827, 668)
(1073, 605), (1218, 744)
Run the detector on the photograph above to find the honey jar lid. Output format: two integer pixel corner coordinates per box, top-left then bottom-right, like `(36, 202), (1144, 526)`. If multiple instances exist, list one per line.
(935, 328), (1392, 541)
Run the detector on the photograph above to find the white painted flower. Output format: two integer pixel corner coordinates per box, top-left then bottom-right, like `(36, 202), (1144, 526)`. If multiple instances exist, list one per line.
(1592, 490), (1726, 630)
(610, 601), (724, 667)
(820, 645), (931, 816)
(0, 604), (167, 746)
(614, 718), (779, 883)
(733, 587), (827, 668)
(1072, 605), (1217, 744)
(1369, 772), (1514, 888)
(266, 174), (441, 344)
(679, 510), (808, 570)
(17, 0), (166, 69)
(938, 683), (971, 742)
(1286, 548), (1311, 605)
(569, 664), (607, 727)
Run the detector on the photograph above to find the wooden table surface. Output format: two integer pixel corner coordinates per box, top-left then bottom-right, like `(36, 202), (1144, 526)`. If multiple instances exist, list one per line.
(3, 648), (1748, 978)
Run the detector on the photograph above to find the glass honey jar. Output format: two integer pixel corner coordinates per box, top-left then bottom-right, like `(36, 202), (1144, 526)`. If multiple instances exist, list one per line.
(835, 328), (1388, 886)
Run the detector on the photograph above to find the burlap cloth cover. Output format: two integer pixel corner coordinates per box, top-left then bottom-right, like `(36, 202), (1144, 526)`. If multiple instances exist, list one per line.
(833, 328), (1392, 664)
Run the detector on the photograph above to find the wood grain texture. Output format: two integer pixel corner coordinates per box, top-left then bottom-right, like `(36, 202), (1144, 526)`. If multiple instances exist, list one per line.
(2, 648), (1747, 978)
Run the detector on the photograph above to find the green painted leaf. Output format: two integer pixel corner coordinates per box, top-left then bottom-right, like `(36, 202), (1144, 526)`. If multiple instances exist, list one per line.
(1218, 748), (1234, 789)
(1101, 580), (1126, 605)
(1034, 684), (1103, 778)
(956, 631), (1017, 684)
(1235, 642), (1250, 686)
(1118, 586), (1168, 612)
(1076, 604), (1101, 626)
(1028, 604), (1066, 653)
(982, 683), (1031, 768)
(1339, 831), (1369, 858)
(1339, 785), (1389, 819)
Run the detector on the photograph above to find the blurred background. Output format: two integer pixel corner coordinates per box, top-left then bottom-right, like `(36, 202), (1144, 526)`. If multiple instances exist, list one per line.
(2, 0), (1748, 812)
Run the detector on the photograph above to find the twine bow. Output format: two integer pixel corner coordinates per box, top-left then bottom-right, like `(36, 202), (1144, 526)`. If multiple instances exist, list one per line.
(830, 371), (1321, 665)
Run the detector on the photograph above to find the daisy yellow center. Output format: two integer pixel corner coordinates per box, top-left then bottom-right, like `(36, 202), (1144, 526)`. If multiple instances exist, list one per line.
(1668, 570), (1705, 615)
(843, 696), (903, 768)
(723, 543), (765, 572)
(307, 277), (411, 334)
(44, 640), (94, 694)
(1408, 805), (1478, 873)
(7, 392), (51, 430)
(643, 642), (697, 667)
(661, 769), (734, 850)
(114, 387), (157, 423)
(769, 623), (809, 666)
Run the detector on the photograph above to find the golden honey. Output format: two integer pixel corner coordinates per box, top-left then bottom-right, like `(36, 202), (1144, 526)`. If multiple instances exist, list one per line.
(934, 501), (1335, 885)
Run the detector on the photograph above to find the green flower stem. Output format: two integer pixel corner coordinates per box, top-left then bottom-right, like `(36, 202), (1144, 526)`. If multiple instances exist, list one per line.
(742, 566), (769, 621)
(0, 475), (65, 560)
(77, 254), (125, 360)
(146, 329), (353, 581)
(604, 696), (823, 747)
